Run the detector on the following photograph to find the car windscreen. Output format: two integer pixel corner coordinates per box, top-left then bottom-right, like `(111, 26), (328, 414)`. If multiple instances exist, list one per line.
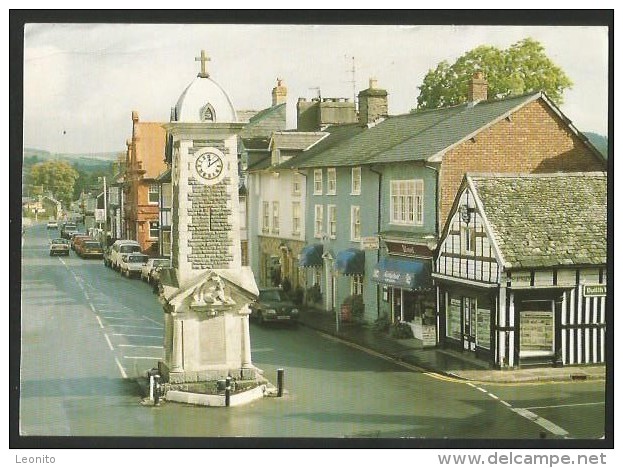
(83, 242), (101, 248)
(260, 290), (283, 302)
(120, 245), (141, 253)
(52, 239), (68, 244)
(128, 255), (148, 263)
(153, 260), (170, 267)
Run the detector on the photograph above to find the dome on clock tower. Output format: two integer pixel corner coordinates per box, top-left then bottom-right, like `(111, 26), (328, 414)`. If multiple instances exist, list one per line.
(172, 50), (238, 123)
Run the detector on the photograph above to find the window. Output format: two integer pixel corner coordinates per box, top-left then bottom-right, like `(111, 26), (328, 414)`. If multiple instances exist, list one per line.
(239, 197), (247, 230)
(161, 183), (172, 208)
(148, 184), (159, 204)
(272, 201), (280, 234)
(149, 221), (159, 239)
(292, 201), (301, 236)
(461, 225), (476, 254)
(352, 275), (364, 296)
(314, 169), (323, 195)
(161, 230), (171, 257)
(292, 173), (302, 196)
(327, 168), (336, 195)
(351, 167), (361, 195)
(390, 180), (423, 225)
(328, 205), (337, 239)
(314, 204), (324, 238)
(351, 205), (361, 241)
(262, 201), (270, 233)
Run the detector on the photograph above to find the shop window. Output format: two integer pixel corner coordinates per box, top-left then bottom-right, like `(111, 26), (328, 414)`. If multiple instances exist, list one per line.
(475, 297), (491, 350)
(446, 296), (462, 340)
(519, 299), (554, 357)
(351, 275), (364, 296)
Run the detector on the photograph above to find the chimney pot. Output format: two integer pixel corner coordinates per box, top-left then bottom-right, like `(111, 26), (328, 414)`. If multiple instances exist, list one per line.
(468, 72), (488, 102)
(131, 111), (139, 122)
(369, 77), (378, 89)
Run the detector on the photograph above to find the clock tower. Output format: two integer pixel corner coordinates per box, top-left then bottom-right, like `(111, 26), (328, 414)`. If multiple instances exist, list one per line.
(158, 51), (261, 387)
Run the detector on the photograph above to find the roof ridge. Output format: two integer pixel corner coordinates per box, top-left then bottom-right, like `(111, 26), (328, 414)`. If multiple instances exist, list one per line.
(468, 171), (607, 179)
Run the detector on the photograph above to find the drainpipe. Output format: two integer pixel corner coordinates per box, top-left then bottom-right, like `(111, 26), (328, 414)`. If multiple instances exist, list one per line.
(368, 165), (382, 318)
(425, 163), (440, 236)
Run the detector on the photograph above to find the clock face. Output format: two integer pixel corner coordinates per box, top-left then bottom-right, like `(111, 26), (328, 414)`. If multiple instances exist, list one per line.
(195, 151), (224, 182)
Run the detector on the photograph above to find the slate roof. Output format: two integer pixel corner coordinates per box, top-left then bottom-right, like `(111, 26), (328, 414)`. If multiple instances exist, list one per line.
(239, 103), (287, 139)
(155, 168), (171, 183)
(270, 131), (328, 150)
(246, 154), (272, 172)
(280, 92), (560, 169)
(468, 172), (607, 269)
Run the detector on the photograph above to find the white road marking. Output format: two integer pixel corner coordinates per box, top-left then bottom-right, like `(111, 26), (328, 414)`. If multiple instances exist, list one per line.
(112, 333), (162, 339)
(108, 324), (163, 330)
(95, 315), (104, 329)
(251, 347), (274, 353)
(141, 315), (164, 326)
(123, 356), (162, 360)
(101, 316), (148, 321)
(114, 357), (128, 378)
(500, 400), (512, 407)
(523, 401), (605, 410)
(103, 333), (114, 351)
(512, 408), (569, 437)
(118, 344), (163, 349)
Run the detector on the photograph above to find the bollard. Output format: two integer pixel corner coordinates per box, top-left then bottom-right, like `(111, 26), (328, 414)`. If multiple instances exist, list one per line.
(153, 375), (161, 406)
(225, 376), (232, 407)
(277, 368), (284, 397)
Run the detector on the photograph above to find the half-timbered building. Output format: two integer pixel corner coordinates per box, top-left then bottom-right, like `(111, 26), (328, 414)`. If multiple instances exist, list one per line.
(434, 172), (607, 369)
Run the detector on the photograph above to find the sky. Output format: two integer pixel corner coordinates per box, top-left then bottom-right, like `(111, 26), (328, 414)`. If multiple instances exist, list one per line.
(22, 21), (610, 155)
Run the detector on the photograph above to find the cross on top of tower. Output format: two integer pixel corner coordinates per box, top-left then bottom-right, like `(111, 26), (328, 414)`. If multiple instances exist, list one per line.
(195, 50), (211, 78)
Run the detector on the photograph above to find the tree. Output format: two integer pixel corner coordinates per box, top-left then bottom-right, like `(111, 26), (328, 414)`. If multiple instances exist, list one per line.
(29, 160), (79, 206)
(416, 38), (573, 110)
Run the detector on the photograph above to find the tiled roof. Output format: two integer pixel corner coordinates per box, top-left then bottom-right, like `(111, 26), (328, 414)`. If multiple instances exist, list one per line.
(469, 172), (607, 269)
(247, 154), (272, 172)
(155, 168), (171, 182)
(239, 103), (287, 139)
(280, 92), (541, 169)
(270, 131), (328, 151)
(241, 137), (271, 151)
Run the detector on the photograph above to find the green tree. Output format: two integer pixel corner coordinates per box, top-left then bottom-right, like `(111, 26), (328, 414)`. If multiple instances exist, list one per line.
(416, 38), (573, 110)
(29, 160), (79, 206)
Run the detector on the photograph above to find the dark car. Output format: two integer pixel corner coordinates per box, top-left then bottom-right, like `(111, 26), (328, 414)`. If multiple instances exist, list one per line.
(78, 240), (104, 259)
(250, 288), (299, 326)
(60, 223), (78, 239)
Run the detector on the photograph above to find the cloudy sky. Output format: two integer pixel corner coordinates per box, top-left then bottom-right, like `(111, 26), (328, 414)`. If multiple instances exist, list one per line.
(22, 22), (610, 155)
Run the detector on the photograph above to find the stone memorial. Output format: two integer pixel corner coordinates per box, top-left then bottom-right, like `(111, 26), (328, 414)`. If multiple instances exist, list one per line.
(157, 51), (262, 392)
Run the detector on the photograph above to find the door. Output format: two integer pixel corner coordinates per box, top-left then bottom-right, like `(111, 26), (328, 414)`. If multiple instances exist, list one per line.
(463, 297), (477, 351)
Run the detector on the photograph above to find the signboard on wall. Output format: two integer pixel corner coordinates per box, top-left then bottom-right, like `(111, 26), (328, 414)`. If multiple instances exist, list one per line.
(94, 209), (106, 223)
(386, 241), (433, 258)
(584, 284), (606, 297)
(360, 236), (379, 250)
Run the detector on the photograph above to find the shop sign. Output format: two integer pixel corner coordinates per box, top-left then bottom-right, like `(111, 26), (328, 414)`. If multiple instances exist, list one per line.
(584, 284), (606, 297)
(510, 272), (532, 287)
(360, 236), (379, 250)
(386, 241), (432, 258)
(95, 209), (106, 223)
(372, 268), (412, 288)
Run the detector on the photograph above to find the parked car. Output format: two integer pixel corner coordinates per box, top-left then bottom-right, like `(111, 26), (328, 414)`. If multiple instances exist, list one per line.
(110, 240), (142, 270)
(46, 220), (58, 230)
(77, 240), (104, 259)
(119, 253), (149, 278)
(60, 223), (78, 239)
(103, 247), (113, 267)
(70, 233), (90, 250)
(250, 287), (299, 326)
(49, 238), (70, 256)
(140, 258), (172, 283)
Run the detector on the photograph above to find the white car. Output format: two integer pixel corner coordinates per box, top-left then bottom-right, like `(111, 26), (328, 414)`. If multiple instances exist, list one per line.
(119, 253), (149, 278)
(141, 258), (171, 283)
(46, 220), (58, 229)
(109, 240), (142, 270)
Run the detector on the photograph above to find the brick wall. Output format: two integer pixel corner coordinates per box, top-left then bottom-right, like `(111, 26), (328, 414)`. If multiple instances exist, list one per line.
(439, 99), (606, 228)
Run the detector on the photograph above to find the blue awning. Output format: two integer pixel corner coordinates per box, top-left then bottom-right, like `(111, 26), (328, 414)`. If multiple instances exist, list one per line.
(299, 244), (323, 268)
(336, 248), (365, 276)
(372, 257), (432, 290)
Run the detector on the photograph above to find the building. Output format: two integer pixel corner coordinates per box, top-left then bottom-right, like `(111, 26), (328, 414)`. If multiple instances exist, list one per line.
(434, 172), (607, 369)
(277, 74), (605, 335)
(122, 111), (168, 254)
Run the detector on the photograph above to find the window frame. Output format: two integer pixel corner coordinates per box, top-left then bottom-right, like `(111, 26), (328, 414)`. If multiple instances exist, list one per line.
(328, 204), (337, 239)
(351, 275), (364, 296)
(351, 167), (362, 195)
(148, 220), (159, 239)
(272, 201), (280, 234)
(389, 179), (424, 226)
(292, 201), (301, 237)
(313, 169), (323, 195)
(350, 205), (361, 241)
(314, 204), (324, 238)
(292, 173), (302, 196)
(148, 184), (160, 205)
(327, 168), (337, 195)
(262, 201), (270, 233)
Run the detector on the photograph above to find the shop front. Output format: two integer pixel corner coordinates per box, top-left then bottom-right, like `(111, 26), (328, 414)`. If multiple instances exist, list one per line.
(372, 255), (437, 346)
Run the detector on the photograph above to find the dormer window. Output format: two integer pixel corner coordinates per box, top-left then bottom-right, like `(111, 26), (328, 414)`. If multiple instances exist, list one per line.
(200, 103), (215, 122)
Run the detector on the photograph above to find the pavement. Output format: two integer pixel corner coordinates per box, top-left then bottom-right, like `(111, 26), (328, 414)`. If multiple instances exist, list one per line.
(297, 307), (606, 384)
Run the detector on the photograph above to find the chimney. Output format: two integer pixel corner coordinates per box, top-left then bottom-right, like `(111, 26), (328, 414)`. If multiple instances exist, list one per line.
(272, 78), (288, 106)
(468, 71), (488, 102)
(358, 77), (388, 125)
(131, 110), (139, 122)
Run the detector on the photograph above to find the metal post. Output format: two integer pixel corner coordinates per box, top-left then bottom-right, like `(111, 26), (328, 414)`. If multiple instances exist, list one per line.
(277, 368), (284, 397)
(225, 376), (232, 407)
(153, 374), (160, 406)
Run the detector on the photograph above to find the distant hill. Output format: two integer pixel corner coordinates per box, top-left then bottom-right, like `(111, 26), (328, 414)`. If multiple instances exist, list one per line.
(23, 148), (122, 170)
(584, 132), (608, 158)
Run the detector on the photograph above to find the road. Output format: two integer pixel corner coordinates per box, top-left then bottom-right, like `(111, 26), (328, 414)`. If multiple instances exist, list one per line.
(18, 223), (606, 440)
